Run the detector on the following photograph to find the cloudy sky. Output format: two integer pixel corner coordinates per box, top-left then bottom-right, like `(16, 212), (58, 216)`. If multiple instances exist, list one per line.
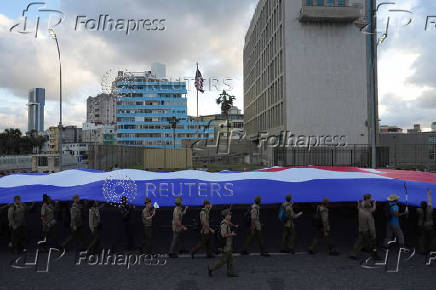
(0, 0), (435, 132)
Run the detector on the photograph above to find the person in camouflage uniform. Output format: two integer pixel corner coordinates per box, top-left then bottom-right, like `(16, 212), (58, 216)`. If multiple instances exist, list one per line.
(208, 209), (238, 278)
(169, 196), (188, 258)
(87, 201), (103, 254)
(191, 199), (215, 259)
(281, 194), (303, 254)
(142, 198), (155, 254)
(350, 194), (378, 260)
(241, 196), (270, 257)
(62, 194), (85, 251)
(8, 196), (28, 254)
(416, 189), (434, 255)
(40, 194), (59, 250)
(308, 198), (339, 256)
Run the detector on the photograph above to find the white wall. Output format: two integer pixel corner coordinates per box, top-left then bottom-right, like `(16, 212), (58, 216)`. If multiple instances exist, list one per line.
(284, 0), (369, 145)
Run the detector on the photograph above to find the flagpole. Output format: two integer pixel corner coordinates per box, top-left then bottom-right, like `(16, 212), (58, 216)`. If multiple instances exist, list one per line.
(196, 62), (199, 118)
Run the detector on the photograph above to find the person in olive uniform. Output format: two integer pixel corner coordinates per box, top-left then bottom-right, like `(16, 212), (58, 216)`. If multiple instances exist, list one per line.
(281, 194), (303, 254)
(62, 194), (85, 251)
(8, 196), (28, 253)
(416, 189), (433, 255)
(350, 194), (378, 260)
(142, 198), (155, 254)
(169, 196), (188, 258)
(119, 196), (136, 250)
(87, 201), (102, 254)
(241, 196), (270, 257)
(208, 209), (238, 278)
(40, 194), (59, 250)
(191, 199), (215, 259)
(308, 198), (339, 255)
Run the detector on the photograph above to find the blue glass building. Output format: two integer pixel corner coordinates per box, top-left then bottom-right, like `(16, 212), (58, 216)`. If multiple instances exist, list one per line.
(116, 71), (214, 148)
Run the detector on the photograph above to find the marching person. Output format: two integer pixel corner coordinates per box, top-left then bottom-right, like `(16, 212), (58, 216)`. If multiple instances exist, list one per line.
(208, 208), (238, 278)
(87, 201), (103, 254)
(40, 194), (59, 251)
(241, 196), (270, 257)
(62, 194), (85, 251)
(308, 198), (339, 255)
(280, 194), (302, 254)
(416, 189), (433, 255)
(384, 194), (408, 249)
(169, 196), (188, 258)
(350, 194), (378, 260)
(118, 196), (135, 251)
(8, 196), (28, 254)
(191, 199), (215, 259)
(142, 198), (155, 254)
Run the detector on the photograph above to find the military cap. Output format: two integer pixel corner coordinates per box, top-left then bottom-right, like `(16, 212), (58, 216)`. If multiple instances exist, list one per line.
(221, 208), (232, 217)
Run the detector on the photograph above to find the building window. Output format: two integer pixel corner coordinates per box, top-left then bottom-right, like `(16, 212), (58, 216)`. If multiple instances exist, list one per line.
(429, 136), (436, 160)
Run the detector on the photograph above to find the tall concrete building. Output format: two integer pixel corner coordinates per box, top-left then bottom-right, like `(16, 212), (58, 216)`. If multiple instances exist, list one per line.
(86, 94), (117, 125)
(244, 0), (377, 145)
(28, 88), (45, 132)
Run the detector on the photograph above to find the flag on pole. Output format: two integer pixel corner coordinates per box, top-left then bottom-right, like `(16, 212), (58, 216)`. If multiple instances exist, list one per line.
(195, 67), (204, 93)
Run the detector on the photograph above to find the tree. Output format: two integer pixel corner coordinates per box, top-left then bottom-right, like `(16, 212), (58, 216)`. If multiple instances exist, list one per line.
(216, 90), (236, 153)
(169, 117), (180, 149)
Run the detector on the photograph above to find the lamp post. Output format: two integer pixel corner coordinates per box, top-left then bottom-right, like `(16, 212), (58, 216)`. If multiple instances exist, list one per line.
(48, 29), (63, 171)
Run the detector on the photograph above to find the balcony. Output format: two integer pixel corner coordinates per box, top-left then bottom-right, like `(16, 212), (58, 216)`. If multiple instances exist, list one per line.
(299, 0), (361, 23)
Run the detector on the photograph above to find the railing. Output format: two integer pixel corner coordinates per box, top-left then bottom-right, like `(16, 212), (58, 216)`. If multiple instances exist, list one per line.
(0, 155), (32, 171)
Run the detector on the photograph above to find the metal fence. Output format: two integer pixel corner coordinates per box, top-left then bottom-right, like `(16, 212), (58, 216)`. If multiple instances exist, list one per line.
(273, 144), (436, 170)
(0, 155), (32, 172)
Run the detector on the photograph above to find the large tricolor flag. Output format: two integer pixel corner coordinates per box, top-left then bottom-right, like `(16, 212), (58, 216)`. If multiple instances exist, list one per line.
(0, 167), (435, 206)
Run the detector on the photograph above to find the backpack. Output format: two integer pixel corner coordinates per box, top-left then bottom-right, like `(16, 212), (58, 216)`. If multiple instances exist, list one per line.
(194, 209), (203, 231)
(278, 204), (289, 223)
(243, 207), (252, 227)
(215, 220), (226, 249)
(312, 206), (322, 227)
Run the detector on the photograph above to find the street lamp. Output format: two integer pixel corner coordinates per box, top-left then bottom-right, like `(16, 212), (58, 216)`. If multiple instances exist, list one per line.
(48, 29), (63, 171)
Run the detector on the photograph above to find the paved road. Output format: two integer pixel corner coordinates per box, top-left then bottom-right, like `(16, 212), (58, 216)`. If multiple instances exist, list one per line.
(0, 247), (435, 290)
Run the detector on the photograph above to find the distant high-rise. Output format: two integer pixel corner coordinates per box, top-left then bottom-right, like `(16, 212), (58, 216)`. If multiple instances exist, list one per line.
(28, 88), (45, 132)
(86, 94), (117, 125)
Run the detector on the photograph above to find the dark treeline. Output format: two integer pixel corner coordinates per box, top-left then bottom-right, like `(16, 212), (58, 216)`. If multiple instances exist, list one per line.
(0, 128), (46, 155)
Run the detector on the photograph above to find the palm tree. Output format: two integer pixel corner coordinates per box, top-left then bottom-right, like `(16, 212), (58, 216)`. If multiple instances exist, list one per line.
(169, 117), (180, 149)
(216, 90), (236, 153)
